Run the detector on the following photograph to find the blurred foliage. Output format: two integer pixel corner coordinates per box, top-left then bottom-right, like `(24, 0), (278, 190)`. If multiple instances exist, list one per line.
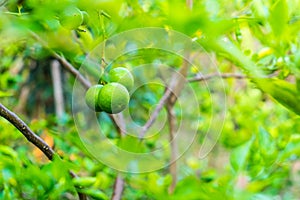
(1, 0), (300, 199)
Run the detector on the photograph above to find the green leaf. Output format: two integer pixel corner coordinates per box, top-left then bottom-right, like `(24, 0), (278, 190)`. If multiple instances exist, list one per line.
(77, 188), (109, 200)
(0, 145), (17, 159)
(202, 38), (264, 77)
(268, 0), (288, 38)
(173, 176), (227, 200)
(230, 138), (253, 172)
(72, 177), (97, 187)
(3, 184), (13, 200)
(117, 135), (146, 153)
(253, 78), (300, 115)
(146, 173), (170, 196)
(0, 90), (13, 97)
(257, 127), (277, 166)
(257, 127), (272, 150)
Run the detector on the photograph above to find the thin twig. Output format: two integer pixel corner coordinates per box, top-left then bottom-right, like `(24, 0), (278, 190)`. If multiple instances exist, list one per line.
(30, 31), (91, 89)
(111, 174), (124, 200)
(139, 88), (172, 138)
(165, 57), (189, 192)
(111, 115), (126, 199)
(53, 53), (91, 89)
(165, 71), (247, 190)
(138, 56), (190, 194)
(0, 103), (87, 200)
(188, 73), (246, 82)
(0, 103), (55, 159)
(139, 56), (190, 139)
(166, 103), (177, 193)
(111, 121), (125, 199)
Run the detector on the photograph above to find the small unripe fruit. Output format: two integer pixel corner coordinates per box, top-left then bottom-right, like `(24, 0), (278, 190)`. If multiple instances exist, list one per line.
(98, 83), (130, 114)
(108, 67), (134, 91)
(85, 85), (103, 111)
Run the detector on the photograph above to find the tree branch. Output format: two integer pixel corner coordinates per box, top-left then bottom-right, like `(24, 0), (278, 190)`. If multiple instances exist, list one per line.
(0, 103), (87, 200)
(137, 56), (190, 193)
(30, 31), (91, 89)
(0, 103), (55, 159)
(111, 115), (126, 199)
(139, 56), (190, 139)
(53, 53), (92, 89)
(166, 103), (177, 193)
(139, 88), (172, 138)
(111, 174), (124, 200)
(188, 73), (246, 82)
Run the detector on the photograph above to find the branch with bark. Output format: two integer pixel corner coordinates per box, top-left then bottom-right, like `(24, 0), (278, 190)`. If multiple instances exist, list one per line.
(166, 102), (177, 193)
(0, 103), (87, 200)
(53, 53), (91, 89)
(30, 31), (91, 90)
(188, 72), (246, 82)
(139, 57), (190, 139)
(111, 174), (125, 200)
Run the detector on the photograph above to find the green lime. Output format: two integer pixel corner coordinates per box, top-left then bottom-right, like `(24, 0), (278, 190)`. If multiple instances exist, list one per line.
(108, 67), (134, 91)
(59, 7), (83, 30)
(98, 83), (130, 114)
(85, 85), (103, 111)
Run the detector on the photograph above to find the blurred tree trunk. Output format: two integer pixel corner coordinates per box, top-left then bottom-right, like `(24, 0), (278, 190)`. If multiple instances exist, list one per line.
(51, 60), (65, 120)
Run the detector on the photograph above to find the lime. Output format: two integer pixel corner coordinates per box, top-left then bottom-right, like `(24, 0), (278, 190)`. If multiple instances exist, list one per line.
(108, 67), (134, 91)
(59, 7), (83, 30)
(98, 83), (130, 114)
(85, 85), (103, 111)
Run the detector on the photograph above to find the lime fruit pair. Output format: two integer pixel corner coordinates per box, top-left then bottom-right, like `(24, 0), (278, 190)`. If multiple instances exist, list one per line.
(85, 67), (134, 114)
(85, 83), (129, 114)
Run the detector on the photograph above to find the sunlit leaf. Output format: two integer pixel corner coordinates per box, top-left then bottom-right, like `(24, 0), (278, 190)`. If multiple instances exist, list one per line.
(254, 78), (300, 115)
(230, 138), (253, 172)
(268, 0), (288, 38)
